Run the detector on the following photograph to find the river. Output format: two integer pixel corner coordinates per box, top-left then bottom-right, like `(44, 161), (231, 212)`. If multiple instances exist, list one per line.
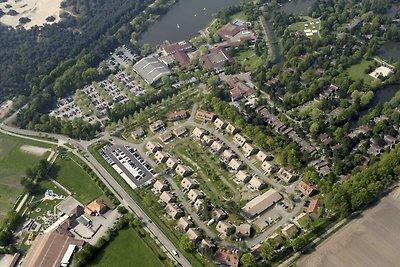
(378, 41), (400, 62)
(139, 0), (246, 46)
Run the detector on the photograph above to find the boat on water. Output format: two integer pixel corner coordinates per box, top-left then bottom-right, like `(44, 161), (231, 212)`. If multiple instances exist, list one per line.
(177, 24), (180, 28)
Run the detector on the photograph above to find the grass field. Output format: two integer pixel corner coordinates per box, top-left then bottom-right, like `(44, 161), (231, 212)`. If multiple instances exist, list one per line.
(288, 16), (320, 38)
(347, 59), (375, 82)
(87, 228), (165, 267)
(49, 153), (103, 205)
(229, 11), (248, 22)
(0, 132), (51, 220)
(234, 49), (265, 72)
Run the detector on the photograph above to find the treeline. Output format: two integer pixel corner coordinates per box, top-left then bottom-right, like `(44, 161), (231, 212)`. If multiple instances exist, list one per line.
(20, 159), (51, 194)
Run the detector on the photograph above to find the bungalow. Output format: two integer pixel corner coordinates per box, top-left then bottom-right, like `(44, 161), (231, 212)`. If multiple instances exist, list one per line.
(222, 149), (236, 161)
(194, 199), (205, 211)
(256, 151), (268, 162)
(149, 120), (165, 132)
(368, 143), (383, 156)
(242, 142), (258, 156)
(165, 203), (183, 219)
(159, 131), (173, 143)
(168, 110), (187, 121)
(228, 78), (254, 101)
(235, 170), (251, 183)
(174, 51), (191, 67)
(236, 223), (251, 238)
(188, 189), (204, 202)
(131, 127), (145, 139)
(201, 135), (214, 146)
(307, 199), (323, 218)
(215, 249), (239, 267)
(261, 161), (273, 174)
(196, 110), (216, 121)
(216, 220), (234, 235)
(277, 168), (297, 183)
(154, 150), (169, 163)
(192, 127), (206, 139)
(225, 123), (239, 135)
(282, 223), (298, 238)
(160, 191), (176, 203)
(228, 159), (244, 171)
(181, 177), (198, 190)
(297, 181), (316, 197)
(177, 217), (193, 231)
(213, 208), (227, 221)
(166, 157), (180, 169)
(176, 164), (192, 177)
(319, 133), (333, 145)
(384, 135), (397, 148)
(153, 180), (168, 193)
(146, 141), (161, 153)
(214, 118), (227, 129)
(269, 233), (283, 247)
(211, 141), (224, 154)
(201, 239), (216, 249)
(173, 127), (188, 138)
(85, 199), (108, 216)
(186, 228), (202, 243)
(233, 133), (248, 147)
(249, 176), (266, 190)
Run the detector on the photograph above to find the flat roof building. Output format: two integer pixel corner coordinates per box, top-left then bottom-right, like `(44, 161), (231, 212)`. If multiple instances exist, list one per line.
(188, 189), (204, 202)
(216, 220), (234, 235)
(277, 168), (297, 183)
(176, 164), (192, 177)
(261, 161), (273, 174)
(211, 141), (224, 154)
(225, 123), (239, 135)
(155, 150), (169, 163)
(165, 203), (183, 219)
(181, 177), (198, 190)
(242, 142), (258, 156)
(249, 176), (266, 190)
(297, 181), (316, 197)
(153, 180), (168, 193)
(133, 56), (171, 85)
(149, 120), (165, 132)
(173, 127), (188, 138)
(166, 157), (180, 169)
(146, 141), (161, 153)
(177, 217), (193, 231)
(233, 133), (248, 147)
(192, 127), (206, 139)
(214, 118), (227, 129)
(242, 189), (282, 218)
(160, 191), (176, 203)
(235, 170), (251, 183)
(256, 151), (268, 162)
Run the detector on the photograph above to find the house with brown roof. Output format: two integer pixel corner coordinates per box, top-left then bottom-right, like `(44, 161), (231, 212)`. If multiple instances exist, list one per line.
(282, 223), (298, 238)
(216, 220), (234, 235)
(269, 233), (283, 247)
(222, 149), (236, 161)
(168, 110), (187, 121)
(149, 120), (165, 132)
(256, 151), (268, 162)
(196, 110), (216, 121)
(176, 164), (192, 177)
(215, 249), (239, 267)
(153, 180), (168, 193)
(277, 168), (297, 183)
(165, 203), (183, 219)
(211, 141), (224, 154)
(181, 177), (198, 190)
(235, 170), (251, 183)
(84, 199), (108, 216)
(146, 141), (161, 153)
(297, 181), (316, 197)
(228, 159), (244, 171)
(225, 123), (239, 135)
(166, 157), (180, 169)
(188, 189), (204, 202)
(200, 47), (233, 72)
(242, 142), (258, 156)
(307, 199), (323, 218)
(201, 135), (214, 146)
(154, 150), (169, 163)
(236, 223), (251, 238)
(177, 217), (193, 231)
(192, 127), (206, 139)
(186, 228), (202, 243)
(228, 77), (255, 101)
(174, 51), (191, 67)
(319, 133), (333, 145)
(214, 118), (227, 129)
(160, 40), (193, 56)
(173, 127), (188, 138)
(384, 134), (397, 148)
(261, 161), (273, 174)
(159, 131), (173, 143)
(160, 191), (176, 203)
(249, 176), (266, 190)
(368, 142), (383, 156)
(233, 133), (248, 147)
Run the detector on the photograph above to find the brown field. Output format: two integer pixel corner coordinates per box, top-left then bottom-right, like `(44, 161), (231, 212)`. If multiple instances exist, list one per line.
(296, 188), (400, 267)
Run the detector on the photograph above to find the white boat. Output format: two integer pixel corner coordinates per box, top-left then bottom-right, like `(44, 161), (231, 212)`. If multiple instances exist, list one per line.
(177, 24), (180, 28)
(203, 7), (206, 10)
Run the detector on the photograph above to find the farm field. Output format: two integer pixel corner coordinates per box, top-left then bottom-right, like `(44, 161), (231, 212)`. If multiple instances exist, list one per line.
(0, 132), (51, 220)
(49, 152), (103, 205)
(86, 228), (166, 267)
(296, 189), (400, 267)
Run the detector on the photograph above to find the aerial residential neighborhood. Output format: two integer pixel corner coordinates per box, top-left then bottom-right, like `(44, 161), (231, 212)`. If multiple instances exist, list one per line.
(0, 0), (400, 267)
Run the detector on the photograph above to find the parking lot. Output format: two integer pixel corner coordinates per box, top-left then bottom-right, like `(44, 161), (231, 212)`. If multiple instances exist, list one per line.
(101, 144), (156, 189)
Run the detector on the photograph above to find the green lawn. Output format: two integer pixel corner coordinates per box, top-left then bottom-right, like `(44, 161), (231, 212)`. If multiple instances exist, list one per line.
(49, 153), (103, 205)
(287, 16), (320, 38)
(347, 59), (374, 82)
(233, 49), (265, 72)
(87, 228), (165, 267)
(229, 11), (248, 22)
(0, 132), (51, 220)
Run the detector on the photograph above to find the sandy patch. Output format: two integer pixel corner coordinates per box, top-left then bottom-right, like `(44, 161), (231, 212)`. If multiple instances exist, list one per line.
(0, 100), (13, 119)
(0, 0), (63, 29)
(369, 66), (393, 79)
(20, 145), (49, 156)
(296, 192), (400, 267)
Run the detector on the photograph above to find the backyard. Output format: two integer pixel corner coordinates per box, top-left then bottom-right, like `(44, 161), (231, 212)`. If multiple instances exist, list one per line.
(49, 152), (103, 205)
(347, 59), (375, 83)
(86, 228), (166, 267)
(233, 49), (265, 72)
(0, 132), (51, 220)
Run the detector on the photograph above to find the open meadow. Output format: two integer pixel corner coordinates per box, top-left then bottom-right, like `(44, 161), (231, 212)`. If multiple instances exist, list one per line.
(0, 132), (51, 220)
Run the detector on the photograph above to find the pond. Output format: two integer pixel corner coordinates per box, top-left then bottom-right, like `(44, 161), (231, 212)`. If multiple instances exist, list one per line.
(378, 41), (400, 62)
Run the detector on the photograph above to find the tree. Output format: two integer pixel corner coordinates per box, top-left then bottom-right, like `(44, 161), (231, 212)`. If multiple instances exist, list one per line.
(240, 253), (255, 267)
(179, 234), (194, 252)
(261, 239), (275, 260)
